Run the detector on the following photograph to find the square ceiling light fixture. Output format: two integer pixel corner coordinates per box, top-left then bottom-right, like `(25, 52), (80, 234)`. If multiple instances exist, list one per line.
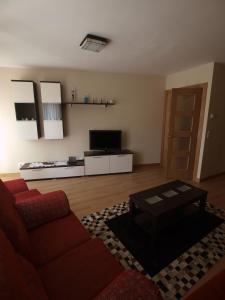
(80, 34), (109, 52)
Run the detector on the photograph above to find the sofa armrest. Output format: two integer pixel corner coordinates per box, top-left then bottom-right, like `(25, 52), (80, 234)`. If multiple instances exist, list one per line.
(15, 191), (70, 230)
(4, 179), (29, 195)
(95, 270), (163, 300)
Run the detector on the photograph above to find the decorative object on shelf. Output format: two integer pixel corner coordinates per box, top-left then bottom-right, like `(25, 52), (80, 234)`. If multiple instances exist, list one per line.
(11, 80), (40, 140)
(62, 101), (115, 108)
(92, 97), (98, 104)
(109, 99), (115, 104)
(62, 89), (116, 108)
(71, 89), (77, 102)
(40, 81), (64, 140)
(68, 156), (77, 165)
(83, 95), (90, 104)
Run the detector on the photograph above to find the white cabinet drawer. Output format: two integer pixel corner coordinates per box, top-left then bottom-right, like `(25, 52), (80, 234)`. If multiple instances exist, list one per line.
(57, 166), (84, 177)
(85, 156), (109, 175)
(20, 168), (50, 180)
(109, 154), (133, 173)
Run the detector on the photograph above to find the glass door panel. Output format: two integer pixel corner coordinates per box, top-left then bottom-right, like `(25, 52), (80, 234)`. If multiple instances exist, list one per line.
(172, 137), (191, 152)
(176, 94), (196, 112)
(173, 156), (189, 170)
(174, 116), (193, 131)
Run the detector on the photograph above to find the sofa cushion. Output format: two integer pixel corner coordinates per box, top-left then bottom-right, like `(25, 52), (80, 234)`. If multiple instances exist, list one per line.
(39, 238), (123, 300)
(18, 255), (49, 300)
(29, 212), (91, 266)
(0, 229), (48, 300)
(16, 191), (70, 230)
(94, 270), (163, 300)
(0, 180), (31, 258)
(15, 189), (41, 203)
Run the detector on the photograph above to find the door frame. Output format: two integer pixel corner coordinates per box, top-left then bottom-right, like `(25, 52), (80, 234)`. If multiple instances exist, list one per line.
(161, 83), (208, 182)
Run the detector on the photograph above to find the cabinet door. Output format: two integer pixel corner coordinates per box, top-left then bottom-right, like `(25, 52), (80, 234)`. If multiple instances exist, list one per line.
(44, 120), (63, 139)
(40, 82), (61, 103)
(109, 154), (133, 173)
(58, 166), (84, 177)
(17, 121), (38, 140)
(11, 81), (34, 103)
(85, 156), (109, 175)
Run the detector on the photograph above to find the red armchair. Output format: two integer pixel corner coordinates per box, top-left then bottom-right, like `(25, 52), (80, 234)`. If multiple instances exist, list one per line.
(0, 178), (163, 300)
(4, 178), (29, 194)
(5, 178), (42, 203)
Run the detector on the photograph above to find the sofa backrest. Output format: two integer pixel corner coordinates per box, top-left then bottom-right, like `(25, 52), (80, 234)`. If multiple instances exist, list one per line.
(0, 229), (48, 300)
(4, 178), (28, 195)
(0, 180), (31, 258)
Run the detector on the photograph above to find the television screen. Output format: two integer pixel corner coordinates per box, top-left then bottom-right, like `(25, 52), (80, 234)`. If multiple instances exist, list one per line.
(89, 130), (122, 150)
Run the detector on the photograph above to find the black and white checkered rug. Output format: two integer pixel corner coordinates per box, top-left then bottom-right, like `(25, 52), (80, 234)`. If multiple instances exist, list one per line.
(81, 202), (225, 300)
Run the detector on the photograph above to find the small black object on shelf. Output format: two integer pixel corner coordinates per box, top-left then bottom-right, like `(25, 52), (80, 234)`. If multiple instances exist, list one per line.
(68, 156), (77, 165)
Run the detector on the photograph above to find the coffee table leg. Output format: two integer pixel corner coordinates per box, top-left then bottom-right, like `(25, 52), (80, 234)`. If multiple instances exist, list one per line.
(129, 198), (135, 218)
(199, 194), (207, 212)
(150, 217), (159, 267)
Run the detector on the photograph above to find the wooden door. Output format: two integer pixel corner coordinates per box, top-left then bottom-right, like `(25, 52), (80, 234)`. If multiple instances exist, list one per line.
(163, 88), (202, 180)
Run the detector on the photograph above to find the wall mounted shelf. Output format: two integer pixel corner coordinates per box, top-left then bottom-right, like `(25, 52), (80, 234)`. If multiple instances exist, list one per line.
(62, 102), (115, 108)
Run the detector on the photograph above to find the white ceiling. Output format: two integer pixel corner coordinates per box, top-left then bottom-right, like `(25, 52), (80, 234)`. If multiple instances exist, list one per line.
(1, 0), (225, 75)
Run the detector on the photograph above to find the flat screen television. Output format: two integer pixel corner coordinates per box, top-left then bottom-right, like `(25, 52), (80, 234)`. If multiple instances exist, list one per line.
(89, 130), (122, 151)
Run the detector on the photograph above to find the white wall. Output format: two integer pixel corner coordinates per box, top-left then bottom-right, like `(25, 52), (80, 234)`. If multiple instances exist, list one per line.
(0, 67), (165, 173)
(165, 63), (215, 179)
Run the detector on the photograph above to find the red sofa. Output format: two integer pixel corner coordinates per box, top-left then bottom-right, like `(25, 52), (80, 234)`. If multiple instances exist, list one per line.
(0, 179), (163, 300)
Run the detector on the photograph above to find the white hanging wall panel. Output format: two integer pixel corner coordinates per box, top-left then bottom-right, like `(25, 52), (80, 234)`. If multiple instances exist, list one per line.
(17, 121), (39, 140)
(44, 120), (63, 139)
(40, 82), (61, 103)
(11, 81), (35, 103)
(12, 80), (40, 140)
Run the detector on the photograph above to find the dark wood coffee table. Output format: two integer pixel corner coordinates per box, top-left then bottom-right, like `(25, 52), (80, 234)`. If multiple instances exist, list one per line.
(129, 180), (207, 263)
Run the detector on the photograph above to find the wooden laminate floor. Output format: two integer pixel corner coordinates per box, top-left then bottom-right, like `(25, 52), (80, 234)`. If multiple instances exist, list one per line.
(2, 165), (225, 219)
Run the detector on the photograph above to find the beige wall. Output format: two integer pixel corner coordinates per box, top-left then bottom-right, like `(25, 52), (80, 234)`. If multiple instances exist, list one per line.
(0, 67), (165, 173)
(200, 63), (225, 178)
(166, 62), (215, 179)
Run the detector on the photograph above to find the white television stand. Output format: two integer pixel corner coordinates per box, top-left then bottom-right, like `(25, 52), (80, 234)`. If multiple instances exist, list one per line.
(19, 150), (133, 180)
